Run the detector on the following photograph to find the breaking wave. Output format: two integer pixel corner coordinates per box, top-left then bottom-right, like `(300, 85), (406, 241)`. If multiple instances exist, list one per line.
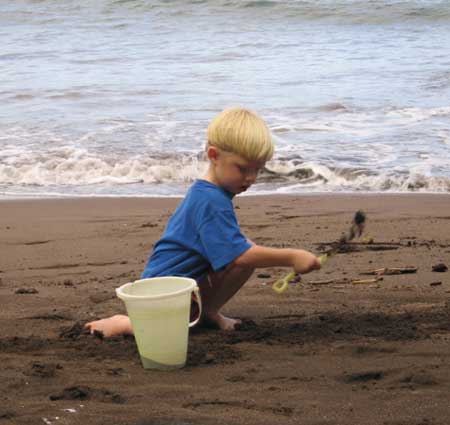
(1, 147), (449, 197)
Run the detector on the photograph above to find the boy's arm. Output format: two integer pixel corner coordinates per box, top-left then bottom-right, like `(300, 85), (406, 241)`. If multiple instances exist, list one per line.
(233, 244), (320, 274)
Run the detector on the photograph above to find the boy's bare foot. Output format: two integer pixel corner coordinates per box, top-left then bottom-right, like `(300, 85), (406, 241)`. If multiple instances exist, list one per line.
(84, 314), (133, 338)
(217, 314), (242, 331)
(202, 312), (241, 331)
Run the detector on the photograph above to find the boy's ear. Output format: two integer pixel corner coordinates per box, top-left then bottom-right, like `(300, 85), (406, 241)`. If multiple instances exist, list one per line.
(206, 145), (219, 162)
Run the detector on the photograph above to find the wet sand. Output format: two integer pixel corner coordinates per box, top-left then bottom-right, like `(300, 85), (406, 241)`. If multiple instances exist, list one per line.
(1, 194), (450, 425)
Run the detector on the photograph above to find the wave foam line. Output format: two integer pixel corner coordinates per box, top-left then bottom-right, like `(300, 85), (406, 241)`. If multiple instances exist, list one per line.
(1, 148), (449, 193)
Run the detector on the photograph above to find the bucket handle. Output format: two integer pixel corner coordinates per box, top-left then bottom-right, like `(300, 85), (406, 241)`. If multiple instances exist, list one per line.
(189, 287), (202, 328)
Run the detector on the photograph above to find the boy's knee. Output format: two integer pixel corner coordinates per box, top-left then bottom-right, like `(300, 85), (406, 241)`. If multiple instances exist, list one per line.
(234, 263), (254, 274)
(208, 263), (254, 282)
(227, 263), (254, 280)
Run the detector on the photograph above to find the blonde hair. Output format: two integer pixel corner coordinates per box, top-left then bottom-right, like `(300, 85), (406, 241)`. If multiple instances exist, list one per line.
(207, 107), (274, 161)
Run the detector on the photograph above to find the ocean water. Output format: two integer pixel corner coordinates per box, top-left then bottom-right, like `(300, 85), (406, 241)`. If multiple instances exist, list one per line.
(1, 0), (450, 198)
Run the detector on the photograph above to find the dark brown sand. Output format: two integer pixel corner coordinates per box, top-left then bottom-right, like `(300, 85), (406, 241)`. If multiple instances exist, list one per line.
(1, 194), (450, 425)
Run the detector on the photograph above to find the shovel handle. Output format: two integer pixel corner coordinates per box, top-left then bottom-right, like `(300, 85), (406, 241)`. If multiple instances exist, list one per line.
(272, 254), (329, 294)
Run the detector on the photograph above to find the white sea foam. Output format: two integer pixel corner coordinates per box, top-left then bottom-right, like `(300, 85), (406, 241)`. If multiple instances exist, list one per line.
(1, 146), (448, 197)
(0, 147), (207, 187)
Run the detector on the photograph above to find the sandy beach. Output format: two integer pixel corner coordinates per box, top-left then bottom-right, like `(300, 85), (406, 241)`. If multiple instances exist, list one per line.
(1, 194), (450, 425)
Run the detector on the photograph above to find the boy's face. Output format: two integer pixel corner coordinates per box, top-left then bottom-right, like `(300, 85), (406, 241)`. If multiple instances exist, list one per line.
(207, 146), (266, 194)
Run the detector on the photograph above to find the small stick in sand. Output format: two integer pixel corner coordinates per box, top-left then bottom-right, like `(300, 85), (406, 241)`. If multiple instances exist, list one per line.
(307, 277), (382, 286)
(362, 267), (418, 276)
(307, 278), (351, 286)
(318, 210), (366, 264)
(351, 277), (382, 285)
(307, 279), (338, 286)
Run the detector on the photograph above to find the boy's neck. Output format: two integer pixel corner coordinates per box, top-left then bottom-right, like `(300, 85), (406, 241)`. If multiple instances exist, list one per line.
(202, 166), (219, 187)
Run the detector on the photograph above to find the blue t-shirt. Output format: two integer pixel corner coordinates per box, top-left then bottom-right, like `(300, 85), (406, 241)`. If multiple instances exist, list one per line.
(142, 179), (252, 281)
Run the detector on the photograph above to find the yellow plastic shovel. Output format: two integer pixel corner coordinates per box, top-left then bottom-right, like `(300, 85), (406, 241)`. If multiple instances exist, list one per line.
(272, 254), (329, 294)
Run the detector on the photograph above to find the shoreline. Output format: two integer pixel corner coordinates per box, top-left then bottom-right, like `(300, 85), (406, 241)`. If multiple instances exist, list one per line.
(1, 190), (449, 200)
(0, 190), (449, 202)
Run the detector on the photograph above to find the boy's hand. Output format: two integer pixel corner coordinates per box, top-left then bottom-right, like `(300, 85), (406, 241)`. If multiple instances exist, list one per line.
(291, 249), (321, 274)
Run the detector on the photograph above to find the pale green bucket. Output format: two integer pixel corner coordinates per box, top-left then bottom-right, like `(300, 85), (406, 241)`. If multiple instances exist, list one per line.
(116, 277), (202, 370)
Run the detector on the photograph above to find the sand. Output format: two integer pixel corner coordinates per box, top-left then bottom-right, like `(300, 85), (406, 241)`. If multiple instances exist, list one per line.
(1, 194), (450, 425)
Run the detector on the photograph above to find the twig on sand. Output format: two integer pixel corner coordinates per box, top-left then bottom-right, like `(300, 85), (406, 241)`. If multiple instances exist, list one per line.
(307, 278), (350, 286)
(316, 241), (402, 254)
(361, 267), (418, 276)
(307, 277), (382, 286)
(351, 277), (383, 285)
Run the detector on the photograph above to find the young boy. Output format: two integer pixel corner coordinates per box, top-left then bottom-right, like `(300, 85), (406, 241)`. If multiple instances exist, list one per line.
(84, 107), (321, 337)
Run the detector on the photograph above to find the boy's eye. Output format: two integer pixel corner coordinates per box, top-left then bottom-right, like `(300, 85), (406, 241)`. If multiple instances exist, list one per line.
(238, 165), (260, 175)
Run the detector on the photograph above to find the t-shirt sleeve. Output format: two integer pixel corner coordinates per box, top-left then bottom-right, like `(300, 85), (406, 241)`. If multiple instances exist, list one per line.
(198, 209), (252, 272)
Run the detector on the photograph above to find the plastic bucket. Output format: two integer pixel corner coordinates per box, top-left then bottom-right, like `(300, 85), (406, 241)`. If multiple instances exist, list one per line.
(116, 277), (202, 370)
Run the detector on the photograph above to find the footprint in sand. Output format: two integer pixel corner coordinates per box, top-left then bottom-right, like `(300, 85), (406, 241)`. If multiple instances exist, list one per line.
(49, 385), (125, 404)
